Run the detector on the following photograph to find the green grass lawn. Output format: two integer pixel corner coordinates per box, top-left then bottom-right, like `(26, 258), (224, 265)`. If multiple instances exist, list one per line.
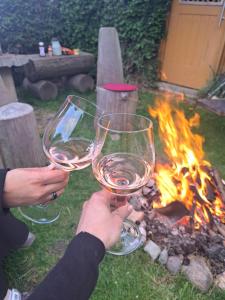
(6, 89), (225, 299)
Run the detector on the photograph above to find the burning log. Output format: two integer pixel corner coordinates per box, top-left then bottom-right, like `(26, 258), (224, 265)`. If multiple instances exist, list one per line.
(189, 198), (197, 230)
(212, 168), (225, 204)
(205, 178), (216, 202)
(155, 201), (189, 223)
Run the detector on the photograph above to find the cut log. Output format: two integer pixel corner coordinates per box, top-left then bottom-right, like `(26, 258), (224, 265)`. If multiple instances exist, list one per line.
(96, 86), (138, 130)
(24, 52), (95, 82)
(68, 74), (94, 93)
(51, 76), (67, 90)
(0, 102), (46, 168)
(97, 27), (124, 87)
(23, 78), (58, 100)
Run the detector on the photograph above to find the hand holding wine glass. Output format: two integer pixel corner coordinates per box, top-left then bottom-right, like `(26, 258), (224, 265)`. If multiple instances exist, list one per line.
(76, 190), (133, 249)
(3, 167), (68, 207)
(92, 113), (155, 255)
(19, 95), (98, 224)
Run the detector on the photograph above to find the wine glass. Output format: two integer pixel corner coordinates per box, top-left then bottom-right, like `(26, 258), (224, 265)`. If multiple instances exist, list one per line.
(19, 95), (99, 224)
(92, 113), (155, 255)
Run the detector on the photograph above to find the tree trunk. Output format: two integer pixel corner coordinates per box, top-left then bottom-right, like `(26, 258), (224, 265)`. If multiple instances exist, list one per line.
(23, 78), (58, 100)
(0, 102), (46, 168)
(97, 27), (124, 87)
(96, 86), (138, 130)
(68, 74), (94, 93)
(24, 53), (95, 82)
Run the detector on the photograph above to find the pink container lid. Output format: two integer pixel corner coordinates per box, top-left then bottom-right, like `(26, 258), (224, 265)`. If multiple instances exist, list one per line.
(102, 83), (138, 92)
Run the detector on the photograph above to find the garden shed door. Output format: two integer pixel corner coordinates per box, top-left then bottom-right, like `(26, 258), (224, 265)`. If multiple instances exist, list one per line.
(160, 0), (225, 89)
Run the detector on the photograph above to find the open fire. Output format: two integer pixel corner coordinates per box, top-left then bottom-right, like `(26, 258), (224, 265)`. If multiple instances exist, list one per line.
(148, 97), (225, 229)
(130, 96), (225, 290)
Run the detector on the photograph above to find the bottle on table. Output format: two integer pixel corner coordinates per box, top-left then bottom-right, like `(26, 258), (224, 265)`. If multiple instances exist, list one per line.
(38, 42), (46, 57)
(48, 45), (53, 56)
(51, 38), (62, 56)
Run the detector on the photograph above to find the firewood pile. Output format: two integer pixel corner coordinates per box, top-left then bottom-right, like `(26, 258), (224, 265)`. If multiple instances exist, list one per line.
(129, 169), (225, 292)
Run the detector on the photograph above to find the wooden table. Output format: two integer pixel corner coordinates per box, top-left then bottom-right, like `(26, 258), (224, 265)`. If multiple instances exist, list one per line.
(0, 52), (94, 106)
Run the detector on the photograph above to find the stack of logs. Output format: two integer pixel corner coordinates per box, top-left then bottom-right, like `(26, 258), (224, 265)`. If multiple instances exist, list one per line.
(23, 53), (95, 100)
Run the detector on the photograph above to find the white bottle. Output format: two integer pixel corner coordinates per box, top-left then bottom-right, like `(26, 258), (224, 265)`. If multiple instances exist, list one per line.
(39, 42), (46, 57)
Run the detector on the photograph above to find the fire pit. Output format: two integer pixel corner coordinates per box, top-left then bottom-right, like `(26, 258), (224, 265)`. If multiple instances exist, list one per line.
(130, 98), (225, 292)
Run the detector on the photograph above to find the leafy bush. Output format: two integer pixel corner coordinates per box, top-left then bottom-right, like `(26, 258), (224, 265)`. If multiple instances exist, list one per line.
(0, 0), (171, 85)
(0, 0), (61, 53)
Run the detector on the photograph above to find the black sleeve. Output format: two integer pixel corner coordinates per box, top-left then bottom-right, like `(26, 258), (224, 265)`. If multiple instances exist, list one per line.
(0, 169), (9, 215)
(28, 232), (106, 300)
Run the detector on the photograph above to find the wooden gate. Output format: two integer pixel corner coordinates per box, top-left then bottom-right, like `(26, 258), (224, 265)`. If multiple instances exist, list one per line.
(160, 0), (225, 89)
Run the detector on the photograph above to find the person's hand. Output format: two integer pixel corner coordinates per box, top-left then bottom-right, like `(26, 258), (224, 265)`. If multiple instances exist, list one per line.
(3, 167), (69, 208)
(76, 190), (133, 249)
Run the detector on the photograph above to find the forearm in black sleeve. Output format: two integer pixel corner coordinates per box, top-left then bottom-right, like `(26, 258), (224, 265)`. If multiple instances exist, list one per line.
(0, 169), (9, 215)
(28, 232), (106, 300)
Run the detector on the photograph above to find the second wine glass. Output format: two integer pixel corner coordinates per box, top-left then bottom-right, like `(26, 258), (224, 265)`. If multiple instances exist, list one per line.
(92, 113), (155, 255)
(19, 95), (98, 224)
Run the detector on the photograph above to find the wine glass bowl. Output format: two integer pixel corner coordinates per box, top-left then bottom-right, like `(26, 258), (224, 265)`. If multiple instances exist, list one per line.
(93, 113), (155, 195)
(43, 95), (97, 171)
(92, 113), (155, 255)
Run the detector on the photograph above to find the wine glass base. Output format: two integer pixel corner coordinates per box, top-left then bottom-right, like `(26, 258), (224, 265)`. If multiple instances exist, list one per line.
(107, 219), (142, 256)
(18, 204), (61, 224)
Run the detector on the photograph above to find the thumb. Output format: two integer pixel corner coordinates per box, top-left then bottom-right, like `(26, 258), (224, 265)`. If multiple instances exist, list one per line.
(46, 163), (56, 170)
(39, 163), (55, 171)
(113, 203), (133, 221)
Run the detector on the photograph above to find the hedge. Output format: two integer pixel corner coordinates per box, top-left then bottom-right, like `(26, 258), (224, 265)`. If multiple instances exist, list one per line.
(0, 0), (171, 85)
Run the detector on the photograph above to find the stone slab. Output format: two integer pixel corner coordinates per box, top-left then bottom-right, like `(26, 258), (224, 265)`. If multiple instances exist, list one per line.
(0, 52), (92, 68)
(0, 54), (36, 68)
(197, 99), (225, 116)
(157, 81), (198, 99)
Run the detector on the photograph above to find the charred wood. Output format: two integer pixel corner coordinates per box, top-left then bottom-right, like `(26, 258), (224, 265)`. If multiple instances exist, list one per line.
(212, 168), (225, 204)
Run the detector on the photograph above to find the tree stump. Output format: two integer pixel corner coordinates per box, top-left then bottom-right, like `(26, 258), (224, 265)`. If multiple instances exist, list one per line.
(23, 78), (58, 100)
(97, 27), (124, 87)
(96, 86), (138, 130)
(68, 74), (94, 93)
(0, 102), (46, 168)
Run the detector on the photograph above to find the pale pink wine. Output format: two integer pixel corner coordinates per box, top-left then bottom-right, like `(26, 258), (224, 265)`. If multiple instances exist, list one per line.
(49, 138), (94, 171)
(93, 153), (152, 195)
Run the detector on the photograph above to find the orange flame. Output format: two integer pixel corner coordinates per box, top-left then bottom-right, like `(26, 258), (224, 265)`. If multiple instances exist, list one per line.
(149, 96), (225, 228)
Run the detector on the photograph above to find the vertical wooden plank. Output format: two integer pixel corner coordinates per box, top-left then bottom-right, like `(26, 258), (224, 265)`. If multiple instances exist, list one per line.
(160, 0), (225, 89)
